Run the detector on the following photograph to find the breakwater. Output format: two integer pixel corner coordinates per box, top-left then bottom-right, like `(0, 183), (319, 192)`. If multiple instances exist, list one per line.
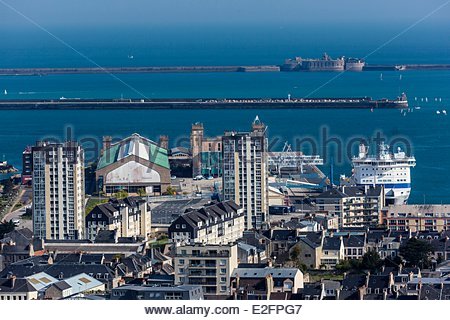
(0, 64), (449, 76)
(0, 97), (408, 110)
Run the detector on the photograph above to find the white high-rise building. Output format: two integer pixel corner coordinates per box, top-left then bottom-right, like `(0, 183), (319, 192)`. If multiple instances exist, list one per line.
(32, 141), (85, 240)
(222, 117), (269, 230)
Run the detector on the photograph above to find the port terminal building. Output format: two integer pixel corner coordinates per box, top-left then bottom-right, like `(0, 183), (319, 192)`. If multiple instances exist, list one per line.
(96, 133), (171, 196)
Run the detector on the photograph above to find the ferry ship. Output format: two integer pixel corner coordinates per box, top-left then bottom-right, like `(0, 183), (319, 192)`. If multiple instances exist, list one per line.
(342, 143), (416, 205)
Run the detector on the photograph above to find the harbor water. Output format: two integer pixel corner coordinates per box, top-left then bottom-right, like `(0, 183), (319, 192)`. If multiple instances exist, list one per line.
(0, 25), (449, 203)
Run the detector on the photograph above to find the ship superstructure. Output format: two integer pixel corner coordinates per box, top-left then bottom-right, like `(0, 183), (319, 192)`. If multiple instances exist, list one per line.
(344, 143), (416, 205)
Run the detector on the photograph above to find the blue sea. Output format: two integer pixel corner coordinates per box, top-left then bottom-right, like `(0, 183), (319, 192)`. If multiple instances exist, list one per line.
(0, 25), (450, 203)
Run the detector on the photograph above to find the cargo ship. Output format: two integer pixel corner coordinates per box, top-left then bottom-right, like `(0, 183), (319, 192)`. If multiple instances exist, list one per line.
(0, 93), (408, 110)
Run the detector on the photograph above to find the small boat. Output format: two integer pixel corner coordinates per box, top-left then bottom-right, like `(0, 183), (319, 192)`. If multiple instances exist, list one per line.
(425, 97), (428, 102)
(3, 89), (7, 95)
(415, 106), (421, 110)
(436, 110), (441, 115)
(443, 110), (447, 115)
(128, 54), (134, 59)
(380, 73), (383, 80)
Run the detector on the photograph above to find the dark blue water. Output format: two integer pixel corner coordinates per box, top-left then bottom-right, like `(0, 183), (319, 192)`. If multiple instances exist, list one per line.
(0, 25), (450, 203)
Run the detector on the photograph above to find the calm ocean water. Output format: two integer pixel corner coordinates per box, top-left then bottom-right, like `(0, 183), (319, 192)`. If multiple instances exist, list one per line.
(0, 25), (449, 203)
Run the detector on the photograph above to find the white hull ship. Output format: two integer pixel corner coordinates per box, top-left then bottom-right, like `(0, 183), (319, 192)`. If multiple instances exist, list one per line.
(341, 143), (416, 205)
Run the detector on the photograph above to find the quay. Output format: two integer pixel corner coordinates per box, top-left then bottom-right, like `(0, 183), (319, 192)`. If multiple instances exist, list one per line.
(0, 96), (408, 110)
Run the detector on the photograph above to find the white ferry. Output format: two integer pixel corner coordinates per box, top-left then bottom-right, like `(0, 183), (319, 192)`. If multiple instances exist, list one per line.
(342, 143), (416, 205)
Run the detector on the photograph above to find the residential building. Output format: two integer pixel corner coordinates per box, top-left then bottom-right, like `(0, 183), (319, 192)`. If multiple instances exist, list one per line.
(21, 146), (32, 185)
(32, 140), (85, 240)
(315, 186), (384, 228)
(1, 254), (122, 290)
(381, 204), (450, 232)
(85, 197), (151, 241)
(111, 285), (204, 300)
(290, 231), (324, 269)
(168, 200), (245, 244)
(297, 282), (325, 300)
(0, 228), (34, 269)
(0, 275), (39, 300)
(173, 243), (238, 296)
(342, 234), (367, 260)
(320, 235), (345, 269)
(96, 134), (170, 196)
(150, 198), (211, 232)
(230, 267), (303, 300)
(222, 116), (269, 230)
(191, 122), (222, 177)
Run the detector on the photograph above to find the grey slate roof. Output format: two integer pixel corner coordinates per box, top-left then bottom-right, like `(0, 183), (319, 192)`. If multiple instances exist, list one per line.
(323, 236), (342, 250)
(343, 235), (366, 248)
(0, 278), (36, 293)
(231, 267), (301, 279)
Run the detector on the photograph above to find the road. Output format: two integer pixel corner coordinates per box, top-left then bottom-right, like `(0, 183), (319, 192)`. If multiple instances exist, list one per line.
(2, 187), (33, 230)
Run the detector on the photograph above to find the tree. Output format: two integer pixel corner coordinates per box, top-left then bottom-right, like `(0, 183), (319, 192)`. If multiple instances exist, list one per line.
(335, 260), (352, 272)
(0, 219), (16, 239)
(399, 238), (434, 268)
(362, 250), (382, 272)
(286, 245), (308, 272)
(164, 186), (177, 196)
(113, 190), (129, 199)
(336, 259), (362, 272)
(137, 188), (147, 197)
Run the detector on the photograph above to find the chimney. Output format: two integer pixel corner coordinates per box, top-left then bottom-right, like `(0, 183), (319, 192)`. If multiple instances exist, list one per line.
(159, 135), (169, 150)
(10, 275), (16, 289)
(28, 243), (34, 257)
